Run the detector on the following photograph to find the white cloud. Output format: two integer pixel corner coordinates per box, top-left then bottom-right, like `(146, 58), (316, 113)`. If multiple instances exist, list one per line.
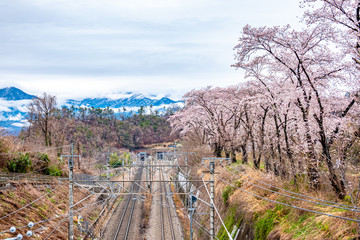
(8, 113), (24, 121)
(0, 0), (304, 98)
(0, 114), (7, 121)
(12, 122), (30, 128)
(0, 99), (31, 112)
(0, 105), (11, 112)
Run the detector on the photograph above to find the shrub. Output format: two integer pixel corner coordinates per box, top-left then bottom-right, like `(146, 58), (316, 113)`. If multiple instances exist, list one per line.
(43, 165), (62, 176)
(39, 153), (50, 163)
(222, 186), (235, 205)
(7, 153), (32, 173)
(255, 204), (285, 240)
(217, 206), (243, 239)
(109, 153), (122, 168)
(234, 180), (242, 188)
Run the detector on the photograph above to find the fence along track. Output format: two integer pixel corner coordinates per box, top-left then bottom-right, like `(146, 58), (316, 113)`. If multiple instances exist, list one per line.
(0, 172), (58, 183)
(113, 163), (144, 240)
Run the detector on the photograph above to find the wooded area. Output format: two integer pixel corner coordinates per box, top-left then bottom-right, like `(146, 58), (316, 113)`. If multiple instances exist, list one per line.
(170, 0), (360, 200)
(23, 94), (177, 158)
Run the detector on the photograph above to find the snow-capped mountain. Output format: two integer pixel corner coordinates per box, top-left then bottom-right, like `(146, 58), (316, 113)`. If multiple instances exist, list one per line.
(0, 87), (182, 134)
(67, 94), (177, 108)
(0, 87), (36, 133)
(0, 87), (36, 101)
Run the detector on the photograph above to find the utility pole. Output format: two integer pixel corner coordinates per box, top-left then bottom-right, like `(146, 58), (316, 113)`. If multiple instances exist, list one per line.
(189, 195), (194, 240)
(210, 158), (215, 240)
(122, 157), (125, 191)
(146, 156), (149, 189)
(148, 155), (152, 191)
(69, 143), (74, 240)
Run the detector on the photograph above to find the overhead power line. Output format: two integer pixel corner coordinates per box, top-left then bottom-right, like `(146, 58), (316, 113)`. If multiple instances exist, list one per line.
(229, 165), (356, 209)
(223, 166), (360, 212)
(202, 177), (233, 240)
(215, 175), (360, 223)
(0, 144), (72, 156)
(0, 196), (110, 235)
(0, 185), (63, 221)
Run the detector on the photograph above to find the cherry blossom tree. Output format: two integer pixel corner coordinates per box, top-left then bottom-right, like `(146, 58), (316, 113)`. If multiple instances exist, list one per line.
(232, 23), (358, 198)
(302, 0), (360, 64)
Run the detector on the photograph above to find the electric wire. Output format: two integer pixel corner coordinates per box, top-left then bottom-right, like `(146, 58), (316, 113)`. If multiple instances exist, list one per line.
(0, 178), (100, 234)
(202, 177), (233, 240)
(176, 205), (219, 240)
(8, 162), (64, 179)
(229, 165), (357, 209)
(0, 196), (110, 235)
(43, 215), (67, 240)
(192, 218), (220, 240)
(223, 166), (360, 212)
(0, 144), (71, 155)
(215, 175), (360, 223)
(0, 185), (63, 221)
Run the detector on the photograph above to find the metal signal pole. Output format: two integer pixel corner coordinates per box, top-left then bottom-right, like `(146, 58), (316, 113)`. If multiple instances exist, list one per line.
(210, 158), (215, 240)
(69, 143), (74, 240)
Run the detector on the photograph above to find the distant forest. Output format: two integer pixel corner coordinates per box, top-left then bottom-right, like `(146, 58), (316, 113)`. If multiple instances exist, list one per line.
(22, 93), (179, 157)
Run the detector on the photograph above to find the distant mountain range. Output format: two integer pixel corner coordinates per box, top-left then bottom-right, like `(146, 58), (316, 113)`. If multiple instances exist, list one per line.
(0, 87), (183, 134)
(0, 87), (37, 101)
(67, 94), (177, 108)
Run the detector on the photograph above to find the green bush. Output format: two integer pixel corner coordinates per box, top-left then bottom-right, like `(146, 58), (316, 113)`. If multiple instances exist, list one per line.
(121, 152), (132, 165)
(109, 153), (122, 168)
(222, 186), (235, 205)
(7, 153), (32, 173)
(43, 165), (62, 176)
(39, 153), (50, 163)
(217, 206), (243, 239)
(255, 204), (285, 240)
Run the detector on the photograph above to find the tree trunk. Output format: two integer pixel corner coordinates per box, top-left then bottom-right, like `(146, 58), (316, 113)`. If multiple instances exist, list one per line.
(317, 122), (345, 199)
(274, 116), (285, 178)
(251, 137), (258, 169)
(231, 148), (236, 163)
(264, 156), (271, 172)
(213, 143), (222, 158)
(48, 131), (52, 146)
(240, 145), (248, 164)
(44, 132), (48, 146)
(77, 141), (81, 169)
(283, 115), (296, 183)
(254, 106), (268, 170)
(270, 142), (279, 176)
(298, 100), (320, 189)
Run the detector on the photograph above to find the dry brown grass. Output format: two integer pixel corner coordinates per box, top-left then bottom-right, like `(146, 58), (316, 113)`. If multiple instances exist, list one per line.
(214, 164), (360, 239)
(141, 192), (153, 232)
(171, 182), (190, 239)
(0, 181), (102, 239)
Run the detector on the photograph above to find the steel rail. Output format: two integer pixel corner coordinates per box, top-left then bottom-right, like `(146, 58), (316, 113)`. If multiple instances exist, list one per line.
(160, 164), (165, 240)
(113, 165), (143, 239)
(62, 179), (208, 183)
(124, 166), (143, 239)
(113, 180), (134, 240)
(161, 162), (176, 240)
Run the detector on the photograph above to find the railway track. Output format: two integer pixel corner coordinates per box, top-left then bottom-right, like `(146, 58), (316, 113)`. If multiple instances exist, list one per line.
(111, 163), (144, 240)
(159, 161), (176, 240)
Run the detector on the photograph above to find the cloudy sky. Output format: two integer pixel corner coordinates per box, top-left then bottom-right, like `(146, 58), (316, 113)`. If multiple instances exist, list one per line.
(0, 0), (303, 100)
